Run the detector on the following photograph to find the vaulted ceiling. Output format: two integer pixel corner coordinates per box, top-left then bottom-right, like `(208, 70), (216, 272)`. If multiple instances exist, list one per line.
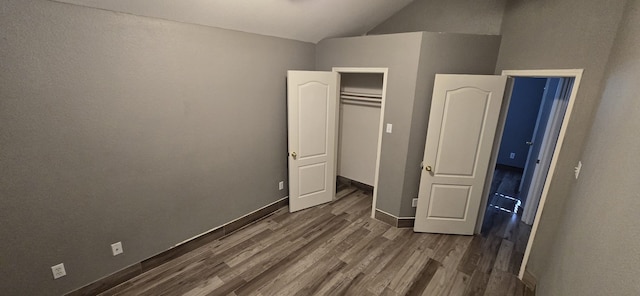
(54, 0), (415, 43)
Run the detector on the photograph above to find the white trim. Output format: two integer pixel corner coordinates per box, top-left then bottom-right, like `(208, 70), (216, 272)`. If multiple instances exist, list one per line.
(375, 208), (417, 220)
(499, 69), (583, 280)
(332, 67), (389, 74)
(397, 216), (416, 220)
(174, 196), (289, 247)
(332, 67), (389, 219)
(501, 69), (583, 77)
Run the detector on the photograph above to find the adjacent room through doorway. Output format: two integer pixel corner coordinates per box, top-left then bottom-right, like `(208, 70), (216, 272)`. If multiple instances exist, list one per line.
(480, 75), (575, 274)
(484, 77), (549, 219)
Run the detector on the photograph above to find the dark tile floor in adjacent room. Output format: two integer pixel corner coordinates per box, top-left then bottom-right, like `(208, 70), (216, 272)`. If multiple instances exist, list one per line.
(481, 166), (527, 234)
(101, 185), (534, 296)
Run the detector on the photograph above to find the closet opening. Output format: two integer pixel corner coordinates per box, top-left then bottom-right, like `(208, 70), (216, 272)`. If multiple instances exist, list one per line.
(332, 68), (388, 218)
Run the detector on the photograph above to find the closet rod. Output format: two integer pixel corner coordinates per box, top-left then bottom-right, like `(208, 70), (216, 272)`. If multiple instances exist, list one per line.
(341, 91), (383, 98)
(340, 98), (381, 108)
(340, 95), (382, 103)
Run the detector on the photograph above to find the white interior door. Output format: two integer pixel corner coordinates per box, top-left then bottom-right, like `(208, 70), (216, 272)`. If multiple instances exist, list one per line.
(522, 78), (571, 225)
(415, 74), (507, 235)
(287, 71), (339, 212)
(519, 78), (558, 199)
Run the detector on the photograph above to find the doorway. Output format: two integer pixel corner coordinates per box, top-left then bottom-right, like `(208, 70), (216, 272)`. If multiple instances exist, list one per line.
(476, 69), (583, 280)
(480, 77), (559, 230)
(286, 68), (388, 216)
(333, 68), (388, 218)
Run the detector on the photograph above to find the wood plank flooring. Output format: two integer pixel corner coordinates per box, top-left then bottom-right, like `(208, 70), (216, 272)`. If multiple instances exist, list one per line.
(100, 187), (533, 296)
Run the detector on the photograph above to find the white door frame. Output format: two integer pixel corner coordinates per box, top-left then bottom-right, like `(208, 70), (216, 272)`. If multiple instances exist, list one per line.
(332, 67), (388, 218)
(475, 69), (583, 280)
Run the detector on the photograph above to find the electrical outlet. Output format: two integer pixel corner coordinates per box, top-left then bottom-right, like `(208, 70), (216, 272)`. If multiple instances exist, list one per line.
(111, 242), (123, 256)
(574, 161), (582, 179)
(509, 152), (516, 159)
(386, 123), (393, 133)
(278, 181), (284, 190)
(51, 263), (66, 279)
(412, 198), (418, 208)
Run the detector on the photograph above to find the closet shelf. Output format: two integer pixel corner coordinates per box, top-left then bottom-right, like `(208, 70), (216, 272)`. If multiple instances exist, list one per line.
(340, 90), (382, 108)
(340, 91), (383, 99)
(341, 101), (381, 108)
(340, 98), (381, 108)
(340, 95), (381, 103)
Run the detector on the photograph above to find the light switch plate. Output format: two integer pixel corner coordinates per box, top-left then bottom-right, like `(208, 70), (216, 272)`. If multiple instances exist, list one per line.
(386, 123), (392, 133)
(574, 161), (582, 179)
(412, 198), (418, 208)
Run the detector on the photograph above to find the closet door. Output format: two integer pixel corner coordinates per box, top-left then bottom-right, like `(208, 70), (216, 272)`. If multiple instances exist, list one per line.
(287, 71), (339, 212)
(415, 74), (507, 235)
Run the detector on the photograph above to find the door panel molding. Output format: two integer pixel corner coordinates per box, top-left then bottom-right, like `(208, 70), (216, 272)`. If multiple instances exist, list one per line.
(287, 71), (339, 212)
(414, 74), (507, 235)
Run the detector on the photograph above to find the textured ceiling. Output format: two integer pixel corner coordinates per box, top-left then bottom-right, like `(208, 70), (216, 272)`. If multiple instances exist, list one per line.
(53, 0), (415, 43)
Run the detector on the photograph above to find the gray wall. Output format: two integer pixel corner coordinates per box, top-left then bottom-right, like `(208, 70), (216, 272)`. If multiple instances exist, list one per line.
(368, 0), (507, 36)
(316, 33), (424, 216)
(537, 0), (640, 294)
(401, 33), (501, 216)
(0, 0), (314, 295)
(495, 0), (627, 280)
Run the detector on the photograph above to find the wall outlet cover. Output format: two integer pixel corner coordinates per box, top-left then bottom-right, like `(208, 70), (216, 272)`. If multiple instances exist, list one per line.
(111, 242), (123, 256)
(510, 152), (516, 159)
(51, 263), (66, 279)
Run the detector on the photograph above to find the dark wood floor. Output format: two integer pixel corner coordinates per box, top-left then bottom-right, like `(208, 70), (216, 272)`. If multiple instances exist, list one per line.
(101, 187), (534, 296)
(484, 166), (524, 215)
(481, 165), (529, 235)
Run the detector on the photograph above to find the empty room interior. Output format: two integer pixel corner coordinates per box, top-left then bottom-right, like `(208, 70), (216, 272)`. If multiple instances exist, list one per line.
(1, 0), (639, 295)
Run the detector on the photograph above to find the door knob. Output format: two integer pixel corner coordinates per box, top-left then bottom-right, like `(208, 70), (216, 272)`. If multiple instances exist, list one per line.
(526, 141), (533, 145)
(291, 152), (297, 159)
(425, 165), (432, 172)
